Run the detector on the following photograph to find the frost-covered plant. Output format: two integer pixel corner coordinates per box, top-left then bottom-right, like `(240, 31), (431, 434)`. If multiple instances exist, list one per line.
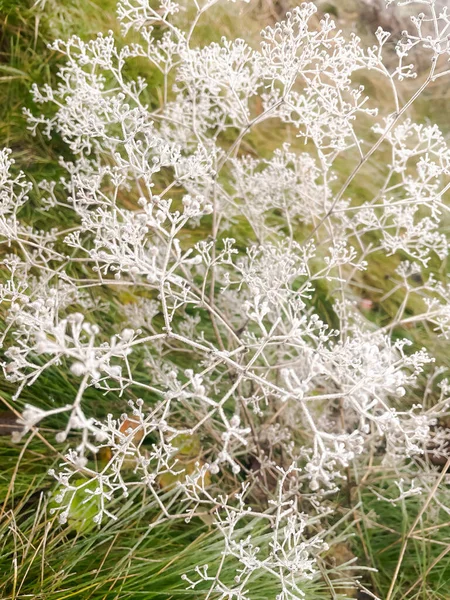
(2, 0), (450, 596)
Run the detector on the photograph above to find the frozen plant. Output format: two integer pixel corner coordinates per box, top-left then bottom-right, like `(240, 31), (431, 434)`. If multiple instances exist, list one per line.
(2, 0), (450, 596)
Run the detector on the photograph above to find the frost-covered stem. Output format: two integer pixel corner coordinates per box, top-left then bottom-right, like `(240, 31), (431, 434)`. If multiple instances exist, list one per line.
(306, 58), (439, 242)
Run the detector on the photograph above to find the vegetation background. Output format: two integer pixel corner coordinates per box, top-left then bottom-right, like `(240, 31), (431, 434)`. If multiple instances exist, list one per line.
(1, 0), (450, 598)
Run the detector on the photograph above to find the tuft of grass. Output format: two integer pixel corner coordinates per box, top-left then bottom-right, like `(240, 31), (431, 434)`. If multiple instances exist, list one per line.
(0, 433), (340, 600)
(351, 464), (450, 600)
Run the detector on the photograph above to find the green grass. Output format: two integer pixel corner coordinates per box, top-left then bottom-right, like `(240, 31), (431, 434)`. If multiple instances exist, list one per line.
(0, 429), (338, 600)
(351, 466), (450, 599)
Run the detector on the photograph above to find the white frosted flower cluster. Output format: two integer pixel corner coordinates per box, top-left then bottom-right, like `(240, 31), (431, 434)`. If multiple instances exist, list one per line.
(2, 0), (450, 596)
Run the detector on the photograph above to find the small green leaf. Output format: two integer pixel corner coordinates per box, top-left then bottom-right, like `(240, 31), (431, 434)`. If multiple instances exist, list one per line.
(51, 478), (100, 534)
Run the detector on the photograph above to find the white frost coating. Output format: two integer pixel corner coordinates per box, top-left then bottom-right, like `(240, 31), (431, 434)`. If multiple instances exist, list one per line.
(2, 0), (450, 596)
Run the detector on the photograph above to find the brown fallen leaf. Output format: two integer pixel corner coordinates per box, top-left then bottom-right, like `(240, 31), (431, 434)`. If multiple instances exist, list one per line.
(96, 446), (113, 465)
(157, 434), (211, 490)
(324, 542), (358, 598)
(0, 411), (22, 436)
(157, 457), (211, 490)
(119, 418), (145, 443)
(93, 419), (144, 468)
